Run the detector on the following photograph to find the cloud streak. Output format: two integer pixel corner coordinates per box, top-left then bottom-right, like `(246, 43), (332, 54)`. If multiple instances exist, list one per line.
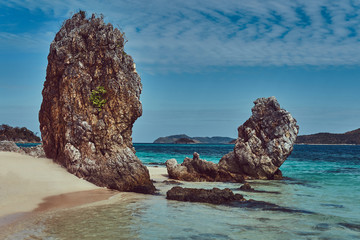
(2, 0), (360, 71)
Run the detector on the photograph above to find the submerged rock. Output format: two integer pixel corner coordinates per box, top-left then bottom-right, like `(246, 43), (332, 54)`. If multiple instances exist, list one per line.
(166, 97), (298, 181)
(240, 183), (254, 191)
(166, 186), (244, 204)
(162, 180), (183, 185)
(39, 11), (155, 193)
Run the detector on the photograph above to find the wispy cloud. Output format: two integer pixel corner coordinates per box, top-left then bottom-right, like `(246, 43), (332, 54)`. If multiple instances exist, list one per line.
(2, 0), (360, 71)
(0, 31), (53, 53)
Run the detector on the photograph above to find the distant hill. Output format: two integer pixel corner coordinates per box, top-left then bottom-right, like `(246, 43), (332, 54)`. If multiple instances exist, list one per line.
(296, 128), (360, 145)
(0, 124), (40, 142)
(153, 134), (235, 144)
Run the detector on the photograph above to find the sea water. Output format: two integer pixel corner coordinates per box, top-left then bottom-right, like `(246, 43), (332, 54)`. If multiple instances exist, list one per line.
(4, 144), (360, 239)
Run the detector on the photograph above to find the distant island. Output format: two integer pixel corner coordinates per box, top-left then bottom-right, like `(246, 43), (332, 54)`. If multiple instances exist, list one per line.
(0, 124), (40, 143)
(155, 128), (360, 145)
(153, 134), (236, 144)
(296, 128), (360, 145)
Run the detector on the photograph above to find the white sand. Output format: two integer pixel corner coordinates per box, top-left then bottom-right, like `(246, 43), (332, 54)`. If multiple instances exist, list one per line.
(147, 166), (168, 182)
(0, 152), (170, 224)
(0, 152), (101, 218)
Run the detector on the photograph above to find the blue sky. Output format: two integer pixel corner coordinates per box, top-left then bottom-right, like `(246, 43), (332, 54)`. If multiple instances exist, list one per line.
(1, 0), (360, 142)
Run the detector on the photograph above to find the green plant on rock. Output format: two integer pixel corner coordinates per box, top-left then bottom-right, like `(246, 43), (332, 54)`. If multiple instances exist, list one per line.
(90, 86), (107, 111)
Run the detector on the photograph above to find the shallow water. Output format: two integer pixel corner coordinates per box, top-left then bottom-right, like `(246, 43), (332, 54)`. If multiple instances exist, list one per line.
(4, 144), (360, 239)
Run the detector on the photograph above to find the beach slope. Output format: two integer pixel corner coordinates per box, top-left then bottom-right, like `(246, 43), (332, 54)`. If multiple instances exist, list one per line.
(0, 152), (102, 218)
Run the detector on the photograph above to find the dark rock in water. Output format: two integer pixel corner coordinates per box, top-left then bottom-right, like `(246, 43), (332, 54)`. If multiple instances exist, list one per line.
(38, 11), (155, 194)
(219, 97), (299, 179)
(338, 222), (360, 232)
(166, 153), (244, 182)
(231, 200), (314, 214)
(272, 169), (283, 180)
(162, 180), (183, 185)
(166, 186), (244, 204)
(0, 141), (24, 153)
(167, 187), (310, 213)
(238, 183), (280, 194)
(166, 97), (298, 182)
(313, 223), (330, 231)
(240, 183), (254, 191)
(21, 145), (46, 158)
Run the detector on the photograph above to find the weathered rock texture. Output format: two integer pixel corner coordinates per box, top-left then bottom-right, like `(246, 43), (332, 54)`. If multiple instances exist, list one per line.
(219, 96), (299, 179)
(0, 141), (46, 158)
(39, 11), (155, 193)
(166, 97), (299, 181)
(166, 152), (244, 182)
(166, 187), (244, 204)
(22, 145), (46, 158)
(0, 141), (24, 153)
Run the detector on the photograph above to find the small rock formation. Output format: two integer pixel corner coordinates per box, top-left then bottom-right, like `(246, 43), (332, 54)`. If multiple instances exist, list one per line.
(0, 141), (46, 158)
(166, 152), (244, 182)
(39, 11), (155, 193)
(166, 97), (298, 181)
(239, 183), (254, 191)
(0, 141), (24, 153)
(162, 180), (183, 185)
(166, 186), (244, 204)
(22, 145), (46, 158)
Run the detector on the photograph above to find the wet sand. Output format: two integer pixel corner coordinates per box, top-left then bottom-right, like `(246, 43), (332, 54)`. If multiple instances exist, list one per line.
(0, 152), (168, 228)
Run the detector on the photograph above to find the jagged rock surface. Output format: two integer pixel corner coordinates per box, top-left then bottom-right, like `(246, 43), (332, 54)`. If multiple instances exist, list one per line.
(39, 11), (155, 193)
(166, 152), (244, 182)
(166, 186), (244, 204)
(22, 145), (46, 158)
(0, 141), (45, 158)
(219, 96), (299, 179)
(166, 97), (298, 181)
(0, 141), (24, 153)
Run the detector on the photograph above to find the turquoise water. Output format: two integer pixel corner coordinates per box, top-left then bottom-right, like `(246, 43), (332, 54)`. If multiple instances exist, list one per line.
(15, 142), (41, 148)
(135, 143), (233, 164)
(4, 144), (360, 239)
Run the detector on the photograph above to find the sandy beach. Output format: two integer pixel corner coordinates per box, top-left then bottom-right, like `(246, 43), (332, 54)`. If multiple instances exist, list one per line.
(0, 151), (168, 228)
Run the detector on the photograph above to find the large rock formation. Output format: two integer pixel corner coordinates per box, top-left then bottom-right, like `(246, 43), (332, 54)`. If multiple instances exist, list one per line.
(39, 11), (155, 193)
(166, 97), (299, 181)
(219, 97), (299, 179)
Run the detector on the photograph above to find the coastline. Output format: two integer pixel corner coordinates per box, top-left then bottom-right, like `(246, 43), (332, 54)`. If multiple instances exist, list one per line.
(0, 152), (112, 227)
(0, 152), (168, 230)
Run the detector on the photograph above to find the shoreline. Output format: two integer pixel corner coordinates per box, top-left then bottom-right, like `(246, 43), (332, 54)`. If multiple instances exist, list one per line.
(0, 152), (168, 229)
